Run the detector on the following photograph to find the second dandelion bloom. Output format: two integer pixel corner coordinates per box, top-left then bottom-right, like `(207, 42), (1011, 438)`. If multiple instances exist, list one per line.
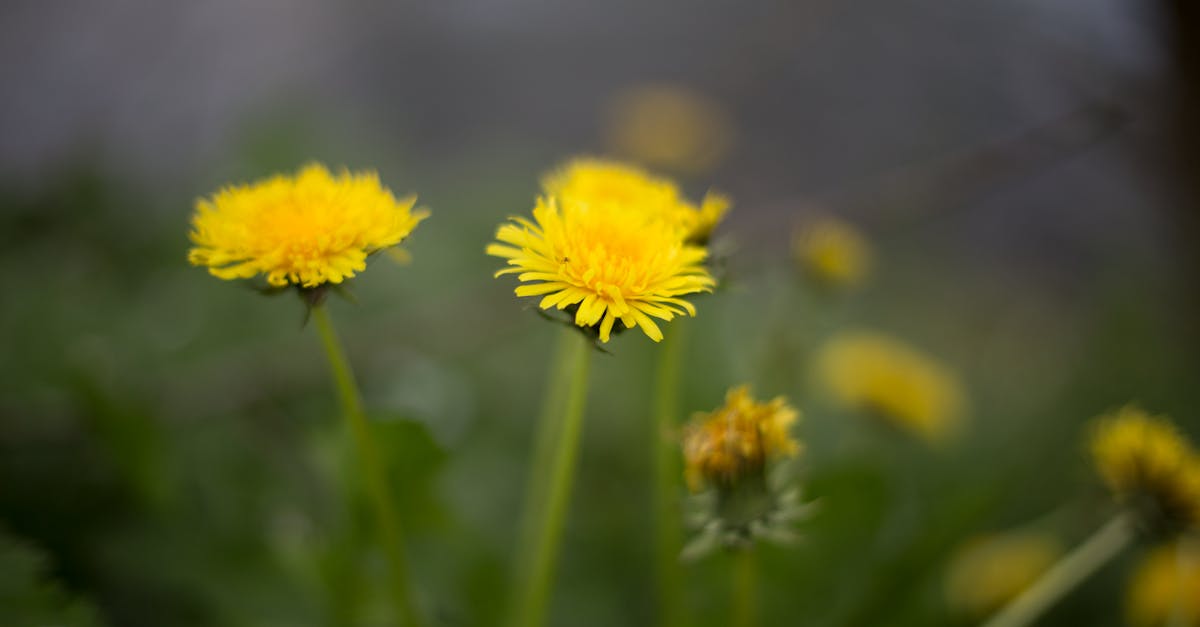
(488, 160), (724, 343)
(815, 331), (965, 443)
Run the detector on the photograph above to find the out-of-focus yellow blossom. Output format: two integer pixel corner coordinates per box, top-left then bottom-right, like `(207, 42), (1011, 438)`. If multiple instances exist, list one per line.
(682, 386), (801, 491)
(486, 194), (715, 343)
(1127, 542), (1200, 626)
(944, 532), (1064, 617)
(189, 163), (428, 288)
(816, 331), (965, 443)
(1090, 406), (1200, 532)
(606, 84), (733, 175)
(543, 158), (729, 245)
(792, 217), (871, 288)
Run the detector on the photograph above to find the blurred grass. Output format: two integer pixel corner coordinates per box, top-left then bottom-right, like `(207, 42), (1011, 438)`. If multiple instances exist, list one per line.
(0, 136), (1196, 627)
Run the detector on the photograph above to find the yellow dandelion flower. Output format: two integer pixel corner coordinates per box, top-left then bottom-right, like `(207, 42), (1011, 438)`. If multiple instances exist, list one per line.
(487, 192), (715, 343)
(543, 157), (730, 245)
(605, 84), (733, 175)
(944, 532), (1063, 617)
(1090, 406), (1200, 531)
(792, 216), (871, 288)
(188, 163), (429, 288)
(682, 385), (801, 491)
(816, 331), (965, 443)
(1127, 542), (1200, 626)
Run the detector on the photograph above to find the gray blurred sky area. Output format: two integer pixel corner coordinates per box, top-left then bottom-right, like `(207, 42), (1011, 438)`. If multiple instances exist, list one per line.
(0, 0), (1160, 182)
(0, 0), (1183, 286)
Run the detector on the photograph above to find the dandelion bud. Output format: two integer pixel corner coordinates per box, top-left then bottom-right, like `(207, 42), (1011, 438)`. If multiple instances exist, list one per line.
(682, 386), (800, 492)
(680, 386), (811, 558)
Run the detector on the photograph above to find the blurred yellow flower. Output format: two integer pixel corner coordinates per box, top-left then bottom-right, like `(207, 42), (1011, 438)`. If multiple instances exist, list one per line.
(816, 331), (965, 443)
(682, 385), (801, 491)
(792, 217), (871, 288)
(1090, 406), (1200, 532)
(544, 157), (729, 245)
(486, 195), (714, 343)
(188, 163), (428, 288)
(944, 532), (1063, 617)
(1127, 542), (1200, 626)
(606, 84), (733, 175)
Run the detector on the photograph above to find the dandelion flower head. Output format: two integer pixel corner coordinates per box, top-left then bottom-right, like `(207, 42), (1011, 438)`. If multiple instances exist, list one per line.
(488, 182), (717, 343)
(944, 532), (1063, 617)
(1127, 542), (1200, 627)
(816, 331), (965, 443)
(792, 216), (871, 288)
(543, 158), (729, 244)
(1090, 406), (1200, 531)
(682, 385), (801, 491)
(605, 84), (733, 175)
(189, 163), (428, 288)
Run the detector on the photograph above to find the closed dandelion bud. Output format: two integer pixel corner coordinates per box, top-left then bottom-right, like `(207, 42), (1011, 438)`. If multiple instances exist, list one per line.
(944, 532), (1063, 617)
(1126, 542), (1200, 627)
(792, 216), (870, 290)
(680, 386), (812, 559)
(1089, 406), (1200, 536)
(815, 331), (966, 444)
(683, 386), (798, 491)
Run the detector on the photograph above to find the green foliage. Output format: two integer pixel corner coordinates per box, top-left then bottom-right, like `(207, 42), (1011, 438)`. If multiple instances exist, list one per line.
(0, 529), (103, 627)
(0, 157), (1196, 627)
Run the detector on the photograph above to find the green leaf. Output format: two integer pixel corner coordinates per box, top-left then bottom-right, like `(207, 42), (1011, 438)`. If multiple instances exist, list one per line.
(0, 528), (104, 627)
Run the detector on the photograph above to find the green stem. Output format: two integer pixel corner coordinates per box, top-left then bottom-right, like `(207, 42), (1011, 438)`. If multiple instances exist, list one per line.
(980, 512), (1134, 627)
(652, 324), (688, 627)
(732, 548), (757, 627)
(511, 327), (576, 600)
(508, 331), (593, 627)
(312, 305), (423, 627)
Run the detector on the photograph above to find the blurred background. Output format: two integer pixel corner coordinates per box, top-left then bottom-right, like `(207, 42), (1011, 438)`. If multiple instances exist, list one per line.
(1, 1), (1197, 626)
